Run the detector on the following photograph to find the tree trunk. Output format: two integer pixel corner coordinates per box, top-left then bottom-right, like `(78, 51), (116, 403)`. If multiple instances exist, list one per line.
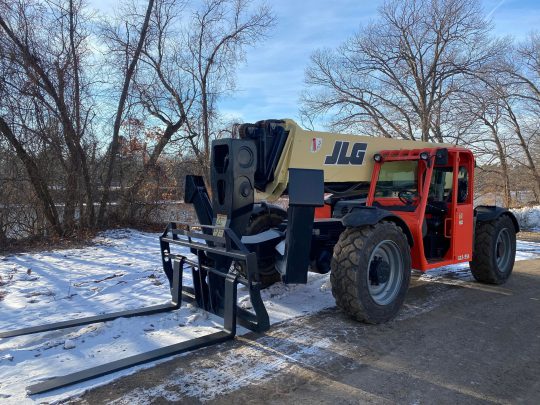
(0, 221), (7, 246)
(420, 111), (430, 142)
(492, 133), (512, 207)
(480, 112), (512, 208)
(0, 117), (64, 235)
(68, 0), (95, 228)
(98, 0), (155, 225)
(63, 162), (78, 232)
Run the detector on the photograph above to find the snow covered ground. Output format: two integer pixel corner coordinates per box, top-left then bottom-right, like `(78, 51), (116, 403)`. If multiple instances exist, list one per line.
(0, 229), (539, 404)
(512, 205), (540, 231)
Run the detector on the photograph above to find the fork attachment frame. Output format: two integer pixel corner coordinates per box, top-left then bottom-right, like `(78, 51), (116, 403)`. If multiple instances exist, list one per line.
(1, 222), (269, 395)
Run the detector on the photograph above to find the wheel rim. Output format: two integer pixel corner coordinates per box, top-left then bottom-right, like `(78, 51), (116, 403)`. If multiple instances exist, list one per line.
(367, 240), (404, 305)
(495, 228), (512, 273)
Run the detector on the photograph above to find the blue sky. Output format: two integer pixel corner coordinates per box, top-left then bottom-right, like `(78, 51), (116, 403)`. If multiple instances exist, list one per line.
(89, 0), (540, 126)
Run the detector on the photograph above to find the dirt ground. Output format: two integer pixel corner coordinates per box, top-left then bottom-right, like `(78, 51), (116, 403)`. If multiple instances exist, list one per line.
(516, 231), (540, 243)
(69, 257), (540, 405)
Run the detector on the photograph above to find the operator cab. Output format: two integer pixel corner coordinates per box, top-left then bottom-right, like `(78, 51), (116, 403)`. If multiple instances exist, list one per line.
(366, 148), (475, 271)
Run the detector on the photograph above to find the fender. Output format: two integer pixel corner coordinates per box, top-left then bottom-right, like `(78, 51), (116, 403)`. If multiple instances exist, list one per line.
(475, 205), (520, 232)
(341, 206), (414, 246)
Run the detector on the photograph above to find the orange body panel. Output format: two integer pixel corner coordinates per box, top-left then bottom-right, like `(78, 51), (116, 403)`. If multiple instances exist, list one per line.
(315, 204), (332, 219)
(365, 147), (475, 272)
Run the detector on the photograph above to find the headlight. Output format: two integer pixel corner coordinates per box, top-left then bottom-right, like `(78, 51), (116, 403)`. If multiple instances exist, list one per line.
(373, 153), (383, 162)
(420, 151), (429, 161)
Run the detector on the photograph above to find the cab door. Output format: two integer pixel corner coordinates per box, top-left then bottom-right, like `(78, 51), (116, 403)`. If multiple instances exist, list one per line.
(450, 151), (474, 263)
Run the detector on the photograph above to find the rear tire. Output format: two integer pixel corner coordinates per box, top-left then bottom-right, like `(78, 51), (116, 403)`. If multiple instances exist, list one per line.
(330, 222), (411, 324)
(244, 207), (286, 286)
(470, 215), (516, 284)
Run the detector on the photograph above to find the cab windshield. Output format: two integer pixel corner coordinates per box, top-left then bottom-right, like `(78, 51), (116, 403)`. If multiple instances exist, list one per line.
(374, 161), (419, 208)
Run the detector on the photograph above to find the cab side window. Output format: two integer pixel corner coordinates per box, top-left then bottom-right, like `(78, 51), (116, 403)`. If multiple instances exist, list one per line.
(429, 167), (453, 202)
(457, 166), (469, 204)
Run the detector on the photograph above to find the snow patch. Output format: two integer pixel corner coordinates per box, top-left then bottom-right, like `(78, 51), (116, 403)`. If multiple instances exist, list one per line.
(512, 205), (540, 231)
(109, 336), (333, 403)
(0, 229), (334, 404)
(1, 353), (14, 362)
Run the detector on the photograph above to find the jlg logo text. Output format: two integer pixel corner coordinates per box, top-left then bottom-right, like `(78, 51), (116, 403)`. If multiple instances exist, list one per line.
(324, 141), (368, 165)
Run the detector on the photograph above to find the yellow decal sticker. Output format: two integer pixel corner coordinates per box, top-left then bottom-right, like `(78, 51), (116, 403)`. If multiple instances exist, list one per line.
(213, 214), (228, 237)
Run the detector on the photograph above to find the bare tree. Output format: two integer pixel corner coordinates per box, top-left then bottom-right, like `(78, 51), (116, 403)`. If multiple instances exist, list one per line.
(97, 0), (155, 225)
(457, 82), (514, 207)
(0, 0), (95, 235)
(501, 33), (540, 108)
(0, 117), (64, 235)
(110, 0), (274, 216)
(182, 0), (274, 164)
(500, 94), (540, 199)
(0, 0), (274, 237)
(302, 0), (502, 142)
(494, 33), (540, 199)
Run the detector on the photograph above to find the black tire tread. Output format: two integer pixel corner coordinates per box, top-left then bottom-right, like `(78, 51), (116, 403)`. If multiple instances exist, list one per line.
(330, 222), (411, 324)
(470, 215), (516, 285)
(246, 211), (286, 236)
(243, 209), (287, 284)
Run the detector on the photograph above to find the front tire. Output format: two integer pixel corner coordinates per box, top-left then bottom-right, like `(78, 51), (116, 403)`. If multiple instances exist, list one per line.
(330, 222), (411, 324)
(470, 215), (516, 284)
